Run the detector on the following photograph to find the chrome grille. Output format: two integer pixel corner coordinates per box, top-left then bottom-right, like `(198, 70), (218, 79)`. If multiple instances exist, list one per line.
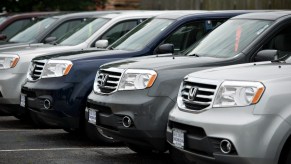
(28, 60), (46, 81)
(180, 80), (217, 111)
(95, 68), (124, 94)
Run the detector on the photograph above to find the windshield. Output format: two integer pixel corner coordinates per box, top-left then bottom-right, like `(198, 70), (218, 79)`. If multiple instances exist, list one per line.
(186, 19), (273, 58)
(0, 17), (7, 24)
(9, 17), (57, 43)
(109, 18), (174, 51)
(58, 18), (110, 46)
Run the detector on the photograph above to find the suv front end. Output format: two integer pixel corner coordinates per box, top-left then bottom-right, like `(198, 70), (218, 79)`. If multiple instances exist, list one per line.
(21, 58), (91, 129)
(0, 54), (28, 115)
(86, 67), (176, 151)
(167, 74), (289, 164)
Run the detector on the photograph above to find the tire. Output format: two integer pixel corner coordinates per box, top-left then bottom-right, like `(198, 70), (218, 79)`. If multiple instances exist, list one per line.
(126, 143), (166, 155)
(14, 111), (31, 122)
(282, 147), (291, 164)
(63, 128), (82, 134)
(127, 143), (153, 154)
(29, 111), (51, 128)
(169, 146), (193, 164)
(85, 121), (118, 144)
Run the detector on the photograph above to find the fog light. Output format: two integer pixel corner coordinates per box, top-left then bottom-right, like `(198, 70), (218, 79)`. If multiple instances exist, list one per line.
(44, 99), (51, 109)
(220, 139), (232, 154)
(122, 116), (132, 128)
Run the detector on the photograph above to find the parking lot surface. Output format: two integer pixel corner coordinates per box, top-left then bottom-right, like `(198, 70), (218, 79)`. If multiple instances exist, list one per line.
(0, 116), (172, 164)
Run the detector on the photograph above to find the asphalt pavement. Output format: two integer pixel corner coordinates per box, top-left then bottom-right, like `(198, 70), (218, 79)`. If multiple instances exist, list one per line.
(0, 116), (173, 164)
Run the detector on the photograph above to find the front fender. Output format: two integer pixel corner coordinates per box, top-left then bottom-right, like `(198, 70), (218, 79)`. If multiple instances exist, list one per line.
(148, 67), (211, 100)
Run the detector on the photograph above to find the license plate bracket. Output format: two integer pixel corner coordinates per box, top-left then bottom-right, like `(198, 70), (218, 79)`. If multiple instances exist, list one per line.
(88, 109), (97, 125)
(173, 128), (185, 149)
(20, 94), (26, 107)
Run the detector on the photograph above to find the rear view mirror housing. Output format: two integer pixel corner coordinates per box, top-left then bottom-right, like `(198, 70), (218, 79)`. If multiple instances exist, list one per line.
(95, 40), (109, 48)
(156, 44), (174, 54)
(255, 50), (278, 62)
(44, 36), (57, 44)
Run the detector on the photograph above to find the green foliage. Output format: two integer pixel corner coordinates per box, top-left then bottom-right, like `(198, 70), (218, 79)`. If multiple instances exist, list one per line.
(1, 0), (98, 12)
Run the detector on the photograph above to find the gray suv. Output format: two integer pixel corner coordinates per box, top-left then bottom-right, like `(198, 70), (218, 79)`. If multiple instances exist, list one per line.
(167, 56), (291, 164)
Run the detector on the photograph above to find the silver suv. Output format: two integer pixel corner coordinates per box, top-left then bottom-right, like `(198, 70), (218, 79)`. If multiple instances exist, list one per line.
(167, 57), (291, 164)
(0, 12), (160, 116)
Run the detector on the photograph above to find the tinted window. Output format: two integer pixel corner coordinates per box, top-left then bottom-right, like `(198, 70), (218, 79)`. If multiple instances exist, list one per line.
(100, 20), (138, 45)
(9, 17), (57, 43)
(2, 19), (33, 39)
(262, 25), (291, 61)
(58, 18), (110, 46)
(47, 19), (83, 40)
(110, 18), (174, 51)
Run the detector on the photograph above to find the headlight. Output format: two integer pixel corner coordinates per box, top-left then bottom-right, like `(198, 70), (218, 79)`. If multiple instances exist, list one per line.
(42, 60), (73, 78)
(0, 55), (19, 69)
(118, 69), (157, 90)
(213, 81), (265, 107)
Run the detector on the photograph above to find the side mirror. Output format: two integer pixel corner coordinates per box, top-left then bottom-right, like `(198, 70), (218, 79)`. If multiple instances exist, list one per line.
(156, 44), (174, 54)
(44, 36), (57, 44)
(255, 50), (278, 62)
(0, 34), (7, 41)
(95, 40), (109, 48)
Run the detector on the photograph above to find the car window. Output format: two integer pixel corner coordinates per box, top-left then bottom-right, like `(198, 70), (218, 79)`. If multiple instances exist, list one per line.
(57, 18), (110, 46)
(1, 18), (34, 40)
(159, 19), (227, 54)
(186, 19), (273, 58)
(99, 20), (139, 46)
(9, 17), (57, 43)
(261, 24), (291, 60)
(46, 19), (83, 41)
(110, 18), (174, 51)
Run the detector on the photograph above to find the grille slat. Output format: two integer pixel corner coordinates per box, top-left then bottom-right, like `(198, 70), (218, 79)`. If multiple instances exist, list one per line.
(183, 99), (211, 105)
(180, 80), (217, 111)
(28, 60), (46, 81)
(95, 69), (124, 94)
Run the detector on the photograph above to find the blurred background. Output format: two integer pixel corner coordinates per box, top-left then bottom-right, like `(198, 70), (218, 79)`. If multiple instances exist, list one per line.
(1, 0), (291, 12)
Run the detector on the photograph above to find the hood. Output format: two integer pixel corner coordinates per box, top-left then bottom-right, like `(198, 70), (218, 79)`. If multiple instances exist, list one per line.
(0, 44), (73, 56)
(102, 55), (225, 70)
(45, 49), (132, 61)
(0, 43), (49, 52)
(188, 62), (291, 82)
(33, 48), (107, 60)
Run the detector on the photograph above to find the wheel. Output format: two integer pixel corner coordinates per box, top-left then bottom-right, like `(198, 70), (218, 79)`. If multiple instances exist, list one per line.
(14, 113), (30, 121)
(85, 121), (118, 144)
(14, 110), (31, 122)
(126, 143), (165, 155)
(169, 146), (193, 164)
(63, 128), (82, 134)
(282, 146), (291, 164)
(29, 111), (51, 128)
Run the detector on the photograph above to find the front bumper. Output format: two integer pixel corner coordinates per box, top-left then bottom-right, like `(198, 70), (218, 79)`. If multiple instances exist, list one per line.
(167, 105), (290, 164)
(21, 78), (85, 129)
(0, 70), (26, 114)
(85, 90), (175, 151)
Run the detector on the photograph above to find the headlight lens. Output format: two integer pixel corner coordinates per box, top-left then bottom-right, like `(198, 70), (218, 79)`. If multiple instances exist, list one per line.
(42, 60), (73, 78)
(213, 81), (265, 107)
(118, 69), (157, 90)
(0, 55), (19, 69)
